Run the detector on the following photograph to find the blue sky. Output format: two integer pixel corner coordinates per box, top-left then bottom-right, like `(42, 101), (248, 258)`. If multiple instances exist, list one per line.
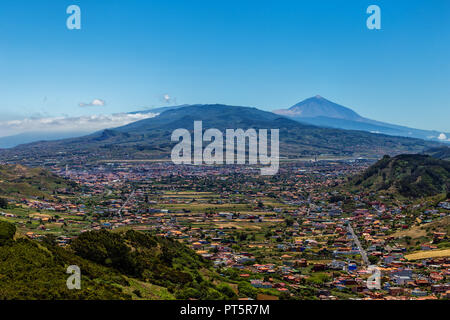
(0, 0), (449, 135)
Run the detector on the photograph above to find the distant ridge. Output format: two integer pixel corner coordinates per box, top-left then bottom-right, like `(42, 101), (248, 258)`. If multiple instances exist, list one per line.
(423, 146), (450, 161)
(0, 104), (441, 165)
(129, 105), (189, 115)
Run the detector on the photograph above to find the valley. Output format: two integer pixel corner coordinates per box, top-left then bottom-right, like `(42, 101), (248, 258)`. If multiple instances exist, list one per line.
(0, 155), (448, 300)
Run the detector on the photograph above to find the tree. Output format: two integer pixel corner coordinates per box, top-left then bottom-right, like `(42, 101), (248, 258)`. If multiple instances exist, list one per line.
(0, 198), (8, 209)
(132, 289), (142, 298)
(0, 220), (16, 244)
(42, 234), (57, 246)
(217, 283), (237, 299)
(368, 255), (378, 265)
(285, 217), (294, 227)
(238, 281), (258, 299)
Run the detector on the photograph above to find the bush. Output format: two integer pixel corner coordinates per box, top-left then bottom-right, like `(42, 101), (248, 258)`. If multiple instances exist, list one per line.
(217, 283), (237, 299)
(132, 289), (142, 298)
(69, 229), (219, 298)
(0, 198), (8, 209)
(0, 220), (16, 244)
(238, 281), (258, 299)
(368, 255), (378, 265)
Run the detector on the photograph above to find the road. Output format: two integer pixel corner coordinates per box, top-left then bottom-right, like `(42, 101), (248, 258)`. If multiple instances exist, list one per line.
(116, 190), (135, 218)
(347, 223), (370, 266)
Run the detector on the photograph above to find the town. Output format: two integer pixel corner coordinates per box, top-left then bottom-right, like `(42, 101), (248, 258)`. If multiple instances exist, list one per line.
(1, 158), (448, 300)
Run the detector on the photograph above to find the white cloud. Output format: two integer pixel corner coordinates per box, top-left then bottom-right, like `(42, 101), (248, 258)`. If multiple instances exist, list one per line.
(0, 112), (159, 137)
(79, 99), (106, 107)
(161, 94), (176, 104)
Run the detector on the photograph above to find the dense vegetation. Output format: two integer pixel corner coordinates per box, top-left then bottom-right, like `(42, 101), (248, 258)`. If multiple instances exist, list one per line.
(0, 222), (233, 300)
(70, 229), (232, 299)
(348, 154), (450, 198)
(0, 198), (8, 209)
(0, 225), (129, 299)
(0, 220), (16, 244)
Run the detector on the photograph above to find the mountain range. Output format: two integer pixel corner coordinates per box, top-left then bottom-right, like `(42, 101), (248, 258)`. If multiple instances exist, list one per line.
(0, 104), (442, 165)
(273, 96), (450, 143)
(1, 96), (447, 150)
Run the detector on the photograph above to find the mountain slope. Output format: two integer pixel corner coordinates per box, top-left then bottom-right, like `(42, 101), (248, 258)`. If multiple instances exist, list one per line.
(0, 104), (441, 165)
(0, 232), (130, 299)
(0, 164), (77, 199)
(274, 96), (450, 143)
(423, 146), (450, 161)
(347, 154), (450, 198)
(0, 222), (230, 300)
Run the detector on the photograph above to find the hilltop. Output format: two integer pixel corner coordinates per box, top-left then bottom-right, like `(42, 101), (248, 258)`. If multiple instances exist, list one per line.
(347, 154), (450, 198)
(0, 164), (77, 199)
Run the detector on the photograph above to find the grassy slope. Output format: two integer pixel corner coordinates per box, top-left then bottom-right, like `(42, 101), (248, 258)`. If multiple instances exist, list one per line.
(389, 216), (450, 240)
(0, 227), (130, 299)
(0, 164), (76, 199)
(0, 221), (231, 300)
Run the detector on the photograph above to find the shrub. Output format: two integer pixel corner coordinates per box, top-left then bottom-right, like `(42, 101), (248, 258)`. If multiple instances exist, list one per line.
(217, 283), (237, 299)
(0, 198), (8, 209)
(0, 220), (16, 244)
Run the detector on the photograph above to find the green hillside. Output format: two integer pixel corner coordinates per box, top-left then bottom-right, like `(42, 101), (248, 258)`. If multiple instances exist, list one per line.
(348, 154), (450, 198)
(0, 164), (76, 199)
(0, 221), (234, 300)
